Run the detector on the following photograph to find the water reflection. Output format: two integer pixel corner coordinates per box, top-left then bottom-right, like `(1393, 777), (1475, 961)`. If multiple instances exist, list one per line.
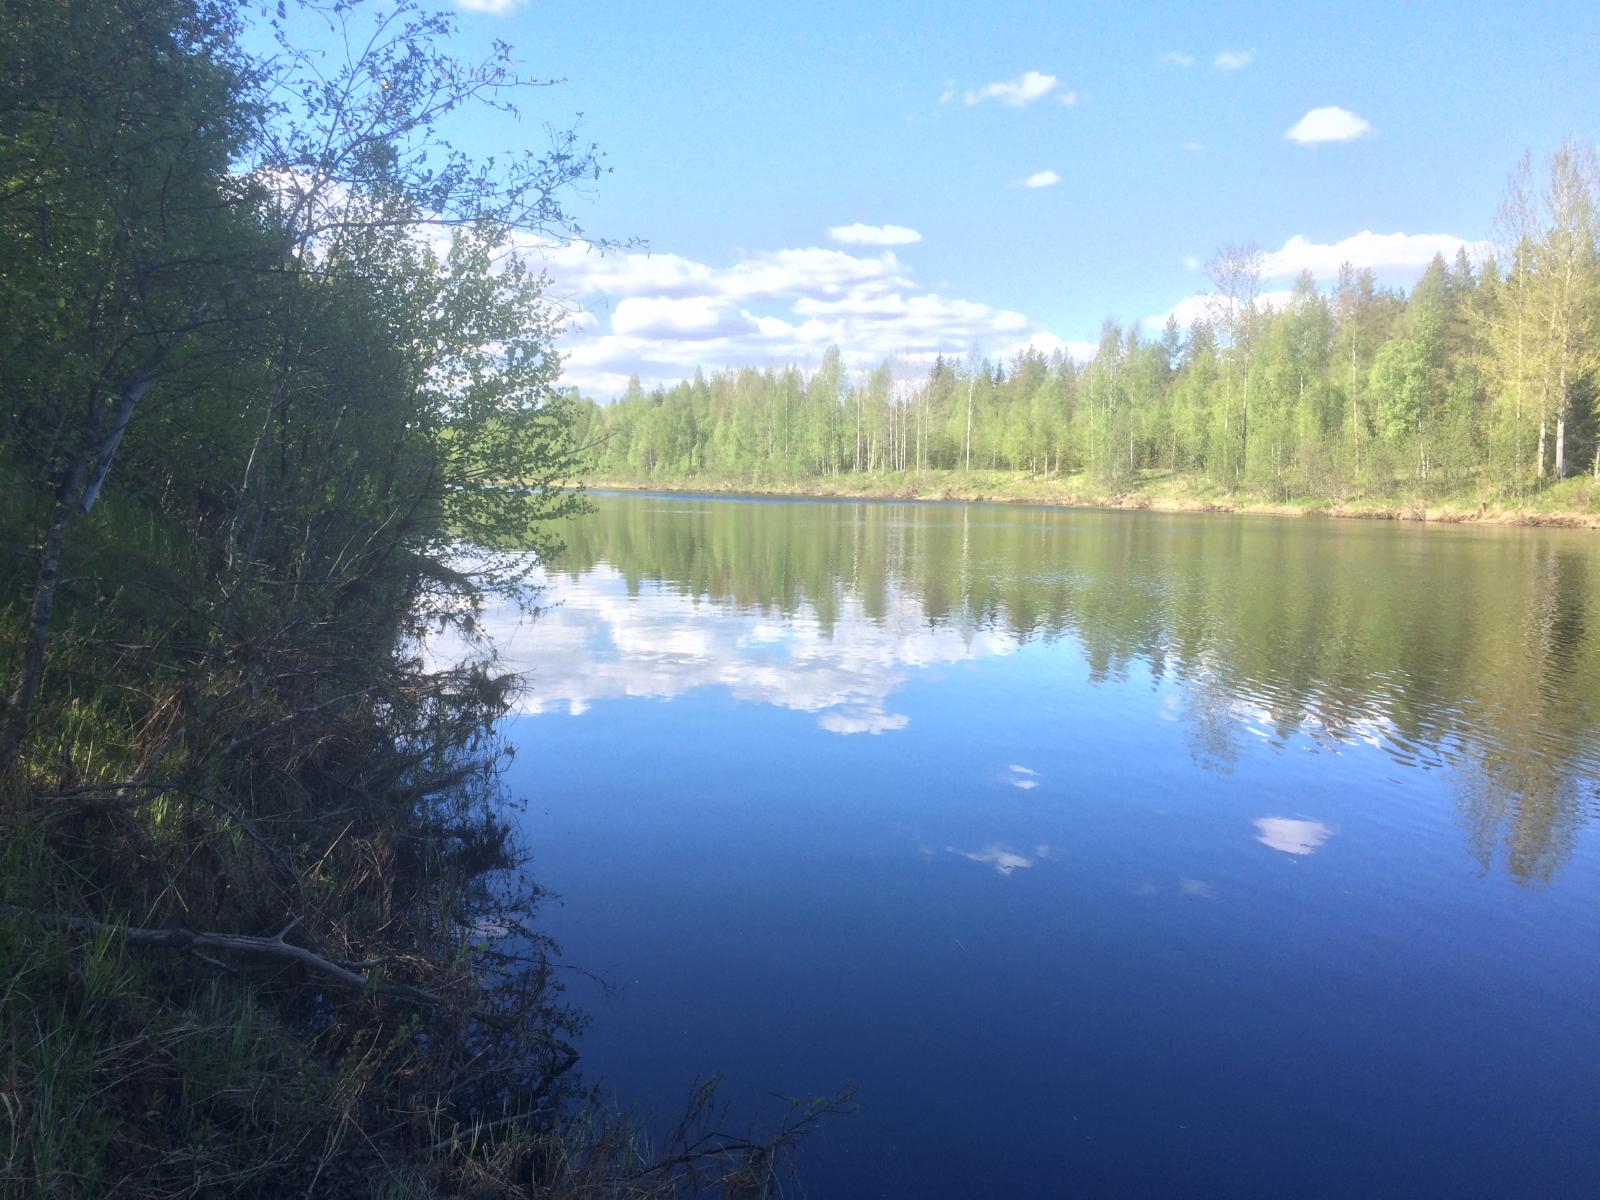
(1254, 817), (1334, 856)
(1007, 765), (1040, 790)
(951, 843), (1051, 875)
(497, 494), (1600, 886)
(470, 562), (1015, 736)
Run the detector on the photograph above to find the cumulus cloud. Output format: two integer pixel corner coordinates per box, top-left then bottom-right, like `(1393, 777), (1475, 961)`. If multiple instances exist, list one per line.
(1023, 169), (1061, 189)
(959, 70), (1062, 107)
(721, 247), (913, 300)
(545, 237), (1077, 396)
(1285, 106), (1373, 144)
(1144, 228), (1486, 336)
(455, 0), (522, 12)
(540, 241), (911, 307)
(1263, 230), (1488, 280)
(610, 296), (759, 340)
(826, 222), (923, 246)
(1213, 49), (1255, 70)
(1161, 51), (1195, 67)
(538, 243), (715, 300)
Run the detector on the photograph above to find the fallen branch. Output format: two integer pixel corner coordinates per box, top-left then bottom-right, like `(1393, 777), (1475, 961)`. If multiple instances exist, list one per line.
(4, 907), (372, 989)
(1, 903), (580, 1082)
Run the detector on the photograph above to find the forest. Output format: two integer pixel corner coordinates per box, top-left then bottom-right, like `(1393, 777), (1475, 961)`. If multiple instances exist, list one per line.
(574, 146), (1600, 511)
(0, 1), (830, 1195)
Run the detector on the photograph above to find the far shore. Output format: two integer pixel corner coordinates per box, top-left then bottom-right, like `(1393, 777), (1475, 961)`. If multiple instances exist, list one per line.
(580, 472), (1600, 530)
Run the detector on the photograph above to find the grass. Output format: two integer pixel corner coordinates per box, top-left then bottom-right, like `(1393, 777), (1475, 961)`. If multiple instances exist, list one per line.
(585, 468), (1600, 527)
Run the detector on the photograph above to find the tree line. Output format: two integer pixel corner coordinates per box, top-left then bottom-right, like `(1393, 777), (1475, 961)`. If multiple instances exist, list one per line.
(573, 143), (1600, 503)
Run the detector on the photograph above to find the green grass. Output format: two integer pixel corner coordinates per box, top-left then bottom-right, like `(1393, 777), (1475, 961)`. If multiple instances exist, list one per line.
(588, 467), (1600, 526)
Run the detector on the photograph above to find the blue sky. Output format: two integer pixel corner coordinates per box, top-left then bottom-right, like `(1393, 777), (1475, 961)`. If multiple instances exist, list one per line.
(364, 1), (1599, 393)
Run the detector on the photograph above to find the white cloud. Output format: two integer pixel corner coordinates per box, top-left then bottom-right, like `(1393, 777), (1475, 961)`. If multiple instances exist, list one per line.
(1213, 49), (1255, 70)
(961, 70), (1061, 107)
(1144, 228), (1486, 336)
(454, 0), (522, 12)
(723, 247), (913, 300)
(610, 296), (759, 340)
(1180, 141), (1204, 153)
(1161, 52), (1195, 67)
(1023, 169), (1061, 189)
(545, 237), (1077, 395)
(1285, 106), (1373, 144)
(1262, 230), (1488, 281)
(827, 222), (923, 246)
(539, 243), (715, 301)
(1058, 91), (1079, 106)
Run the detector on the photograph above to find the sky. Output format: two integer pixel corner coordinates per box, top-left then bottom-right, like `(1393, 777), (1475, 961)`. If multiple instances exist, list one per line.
(309, 1), (1600, 396)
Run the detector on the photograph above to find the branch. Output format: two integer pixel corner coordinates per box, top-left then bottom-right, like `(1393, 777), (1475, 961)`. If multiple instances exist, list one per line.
(1, 904), (579, 1069)
(3, 904), (367, 986)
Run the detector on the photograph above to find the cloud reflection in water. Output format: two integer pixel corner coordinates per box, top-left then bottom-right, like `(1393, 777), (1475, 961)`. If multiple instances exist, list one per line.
(1254, 817), (1333, 855)
(454, 565), (1018, 736)
(950, 843), (1053, 875)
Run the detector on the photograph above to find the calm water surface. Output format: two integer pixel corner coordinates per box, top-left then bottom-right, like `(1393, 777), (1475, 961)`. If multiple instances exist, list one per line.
(487, 492), (1600, 1199)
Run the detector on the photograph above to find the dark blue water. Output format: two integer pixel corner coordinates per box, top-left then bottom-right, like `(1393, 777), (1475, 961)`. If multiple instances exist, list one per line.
(484, 493), (1600, 1198)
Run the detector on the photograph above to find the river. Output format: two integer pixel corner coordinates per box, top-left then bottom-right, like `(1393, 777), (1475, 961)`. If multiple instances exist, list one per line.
(483, 491), (1600, 1198)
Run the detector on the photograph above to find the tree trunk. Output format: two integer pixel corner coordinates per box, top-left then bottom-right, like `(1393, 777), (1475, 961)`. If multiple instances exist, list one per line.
(964, 373), (974, 472)
(1555, 364), (1568, 478)
(2, 368), (161, 768)
(1240, 371), (1250, 480)
(0, 452), (88, 770)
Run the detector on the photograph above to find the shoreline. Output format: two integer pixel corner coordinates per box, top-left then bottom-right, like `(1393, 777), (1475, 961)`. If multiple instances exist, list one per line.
(581, 475), (1600, 530)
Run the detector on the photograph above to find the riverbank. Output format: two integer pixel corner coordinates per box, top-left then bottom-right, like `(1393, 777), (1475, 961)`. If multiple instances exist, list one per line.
(585, 470), (1600, 529)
